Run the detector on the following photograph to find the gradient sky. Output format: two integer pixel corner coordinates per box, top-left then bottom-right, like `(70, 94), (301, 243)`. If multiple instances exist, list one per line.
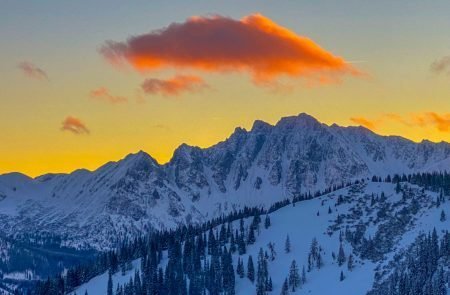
(1, 0), (450, 177)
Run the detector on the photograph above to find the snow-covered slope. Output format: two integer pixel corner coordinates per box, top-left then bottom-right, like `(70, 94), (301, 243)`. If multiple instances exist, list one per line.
(71, 181), (450, 294)
(1, 113), (450, 249)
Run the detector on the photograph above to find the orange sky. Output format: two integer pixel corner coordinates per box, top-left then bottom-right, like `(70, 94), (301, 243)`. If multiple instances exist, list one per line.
(1, 1), (450, 177)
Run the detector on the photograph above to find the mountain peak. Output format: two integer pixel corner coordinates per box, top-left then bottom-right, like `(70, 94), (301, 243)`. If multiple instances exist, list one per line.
(251, 120), (272, 132)
(276, 113), (322, 129)
(122, 150), (158, 167)
(170, 143), (202, 163)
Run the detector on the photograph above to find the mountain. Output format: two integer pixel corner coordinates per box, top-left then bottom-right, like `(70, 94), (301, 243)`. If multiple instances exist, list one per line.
(1, 113), (450, 251)
(70, 180), (450, 295)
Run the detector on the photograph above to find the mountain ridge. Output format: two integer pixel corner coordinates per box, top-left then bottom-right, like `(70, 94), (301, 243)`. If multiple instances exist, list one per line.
(1, 113), (450, 250)
(3, 112), (448, 180)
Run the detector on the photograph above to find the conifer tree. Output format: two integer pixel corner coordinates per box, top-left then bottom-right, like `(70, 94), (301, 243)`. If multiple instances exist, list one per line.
(107, 272), (113, 295)
(268, 242), (276, 261)
(280, 278), (289, 295)
(288, 260), (300, 291)
(347, 254), (354, 271)
(267, 277), (273, 292)
(264, 215), (271, 229)
(247, 227), (256, 245)
(337, 243), (346, 266)
(256, 248), (268, 295)
(301, 266), (307, 284)
(247, 255), (255, 283)
(285, 235), (291, 253)
(316, 252), (323, 269)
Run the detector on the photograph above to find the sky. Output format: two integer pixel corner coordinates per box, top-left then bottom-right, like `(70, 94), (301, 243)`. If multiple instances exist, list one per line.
(1, 0), (450, 177)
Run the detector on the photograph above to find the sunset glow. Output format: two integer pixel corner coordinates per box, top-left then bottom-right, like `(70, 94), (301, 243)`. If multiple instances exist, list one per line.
(1, 1), (450, 177)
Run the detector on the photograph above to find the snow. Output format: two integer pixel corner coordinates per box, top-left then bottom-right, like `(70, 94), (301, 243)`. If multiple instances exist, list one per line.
(70, 259), (142, 295)
(1, 113), (450, 293)
(1, 113), (450, 250)
(69, 181), (450, 294)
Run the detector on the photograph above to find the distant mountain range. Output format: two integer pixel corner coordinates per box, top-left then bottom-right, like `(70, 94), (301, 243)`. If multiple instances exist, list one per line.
(1, 113), (450, 250)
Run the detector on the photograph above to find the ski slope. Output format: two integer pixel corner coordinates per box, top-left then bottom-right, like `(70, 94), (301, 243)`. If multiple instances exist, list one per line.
(71, 181), (450, 294)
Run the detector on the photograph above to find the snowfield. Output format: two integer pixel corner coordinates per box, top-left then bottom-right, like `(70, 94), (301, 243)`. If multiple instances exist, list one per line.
(71, 181), (450, 294)
(2, 113), (450, 250)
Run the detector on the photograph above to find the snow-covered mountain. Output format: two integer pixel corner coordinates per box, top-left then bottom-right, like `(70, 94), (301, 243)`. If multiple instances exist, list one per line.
(1, 113), (450, 250)
(71, 181), (450, 295)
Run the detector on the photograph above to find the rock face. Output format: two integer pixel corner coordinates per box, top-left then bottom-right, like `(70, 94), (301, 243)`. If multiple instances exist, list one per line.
(1, 113), (450, 249)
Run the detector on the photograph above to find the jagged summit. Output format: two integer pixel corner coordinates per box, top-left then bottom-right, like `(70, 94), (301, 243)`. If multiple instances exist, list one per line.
(251, 119), (273, 132)
(275, 112), (322, 129)
(1, 113), (450, 249)
(121, 149), (153, 162)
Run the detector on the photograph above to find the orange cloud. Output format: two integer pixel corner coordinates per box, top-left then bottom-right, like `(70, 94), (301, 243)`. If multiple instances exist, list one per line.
(141, 75), (208, 96)
(61, 116), (90, 135)
(350, 112), (450, 133)
(411, 112), (450, 132)
(17, 61), (48, 80)
(100, 14), (360, 85)
(89, 87), (128, 104)
(350, 117), (378, 130)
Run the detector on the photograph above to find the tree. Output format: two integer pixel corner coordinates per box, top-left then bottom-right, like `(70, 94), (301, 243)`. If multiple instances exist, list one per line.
(347, 254), (354, 271)
(264, 215), (271, 229)
(288, 260), (300, 291)
(237, 257), (245, 278)
(337, 243), (346, 266)
(107, 272), (113, 295)
(434, 267), (446, 295)
(316, 252), (322, 269)
(248, 227), (256, 245)
(301, 266), (306, 284)
(280, 278), (289, 295)
(340, 271), (345, 281)
(247, 255), (255, 283)
(238, 232), (246, 255)
(268, 242), (276, 261)
(285, 235), (291, 253)
(440, 210), (446, 222)
(267, 277), (273, 292)
(256, 248), (268, 295)
(380, 191), (386, 202)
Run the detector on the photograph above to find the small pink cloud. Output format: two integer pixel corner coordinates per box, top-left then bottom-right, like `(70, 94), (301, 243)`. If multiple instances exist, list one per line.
(89, 87), (128, 104)
(61, 116), (90, 135)
(141, 75), (208, 97)
(17, 61), (48, 80)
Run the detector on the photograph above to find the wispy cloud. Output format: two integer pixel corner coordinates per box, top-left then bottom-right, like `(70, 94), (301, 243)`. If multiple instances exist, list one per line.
(89, 87), (128, 104)
(141, 75), (208, 97)
(61, 116), (90, 135)
(350, 117), (378, 130)
(152, 124), (171, 131)
(411, 112), (450, 132)
(350, 112), (450, 133)
(17, 61), (48, 80)
(100, 13), (361, 86)
(431, 56), (450, 75)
